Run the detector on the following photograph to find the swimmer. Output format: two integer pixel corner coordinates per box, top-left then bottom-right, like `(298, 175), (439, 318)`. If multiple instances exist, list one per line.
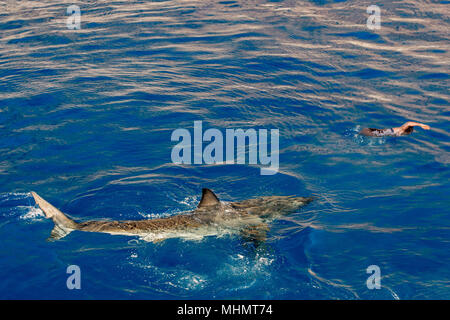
(360, 121), (430, 137)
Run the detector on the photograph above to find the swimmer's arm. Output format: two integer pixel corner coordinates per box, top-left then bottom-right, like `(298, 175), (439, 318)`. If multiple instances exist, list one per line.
(400, 122), (430, 130)
(393, 121), (430, 135)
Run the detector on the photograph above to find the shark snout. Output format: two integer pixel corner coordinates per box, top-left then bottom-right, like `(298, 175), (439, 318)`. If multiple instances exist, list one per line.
(251, 196), (314, 218)
(295, 196), (314, 206)
(286, 196), (314, 213)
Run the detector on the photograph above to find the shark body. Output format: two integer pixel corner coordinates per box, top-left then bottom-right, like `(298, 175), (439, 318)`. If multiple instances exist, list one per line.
(31, 189), (313, 243)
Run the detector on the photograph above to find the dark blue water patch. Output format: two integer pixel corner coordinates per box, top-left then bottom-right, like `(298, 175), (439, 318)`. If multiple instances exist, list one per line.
(426, 49), (446, 54)
(352, 102), (389, 116)
(7, 33), (73, 46)
(0, 67), (57, 80)
(307, 0), (348, 4)
(1, 21), (24, 30)
(302, 60), (336, 71)
(331, 52), (358, 60)
(149, 31), (270, 45)
(123, 47), (194, 57)
(390, 252), (446, 276)
(239, 56), (335, 79)
(265, 73), (321, 86)
(27, 92), (61, 108)
(329, 31), (383, 42)
(124, 91), (180, 104)
(302, 25), (327, 32)
(385, 86), (423, 96)
(403, 160), (448, 175)
(275, 226), (312, 265)
(350, 68), (392, 79)
(241, 96), (325, 117)
(418, 73), (449, 80)
(1, 16), (55, 30)
(384, 21), (426, 32)
(420, 84), (450, 97)
(0, 133), (33, 154)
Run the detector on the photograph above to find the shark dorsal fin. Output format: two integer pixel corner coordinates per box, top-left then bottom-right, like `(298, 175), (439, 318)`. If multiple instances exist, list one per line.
(197, 188), (220, 208)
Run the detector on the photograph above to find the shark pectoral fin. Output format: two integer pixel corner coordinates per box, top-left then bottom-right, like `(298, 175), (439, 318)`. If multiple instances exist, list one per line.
(240, 223), (269, 243)
(47, 224), (74, 242)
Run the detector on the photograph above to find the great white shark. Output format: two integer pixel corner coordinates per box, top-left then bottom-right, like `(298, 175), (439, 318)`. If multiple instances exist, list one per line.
(31, 189), (313, 243)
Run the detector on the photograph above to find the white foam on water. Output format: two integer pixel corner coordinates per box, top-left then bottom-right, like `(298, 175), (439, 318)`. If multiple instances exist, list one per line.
(179, 196), (199, 209)
(18, 206), (45, 221)
(345, 125), (387, 145)
(216, 252), (276, 292)
(137, 210), (173, 219)
(177, 274), (207, 290)
(221, 252), (274, 281)
(385, 286), (400, 300)
(129, 259), (208, 292)
(136, 197), (197, 219)
(0, 192), (32, 202)
(0, 193), (43, 220)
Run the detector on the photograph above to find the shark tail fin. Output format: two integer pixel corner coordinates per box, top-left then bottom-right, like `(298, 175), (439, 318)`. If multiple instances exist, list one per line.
(31, 192), (78, 241)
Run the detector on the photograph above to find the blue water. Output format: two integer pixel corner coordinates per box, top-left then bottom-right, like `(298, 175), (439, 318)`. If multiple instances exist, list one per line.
(0, 0), (449, 299)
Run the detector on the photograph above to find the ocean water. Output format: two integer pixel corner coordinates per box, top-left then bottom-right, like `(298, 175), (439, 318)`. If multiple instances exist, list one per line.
(0, 0), (449, 299)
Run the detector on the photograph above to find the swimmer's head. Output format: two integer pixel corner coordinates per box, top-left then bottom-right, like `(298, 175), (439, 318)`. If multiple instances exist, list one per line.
(403, 126), (414, 135)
